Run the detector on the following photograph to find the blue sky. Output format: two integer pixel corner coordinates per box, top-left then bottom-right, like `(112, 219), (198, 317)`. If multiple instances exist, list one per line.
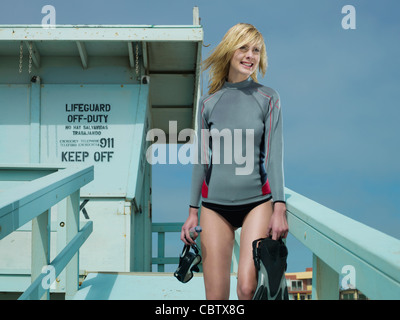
(1, 0), (399, 273)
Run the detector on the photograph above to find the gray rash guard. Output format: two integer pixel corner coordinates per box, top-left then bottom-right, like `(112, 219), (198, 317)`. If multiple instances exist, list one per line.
(190, 77), (285, 207)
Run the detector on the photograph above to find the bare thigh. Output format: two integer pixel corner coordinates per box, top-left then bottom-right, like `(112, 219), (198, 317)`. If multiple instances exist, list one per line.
(200, 206), (235, 300)
(237, 200), (273, 299)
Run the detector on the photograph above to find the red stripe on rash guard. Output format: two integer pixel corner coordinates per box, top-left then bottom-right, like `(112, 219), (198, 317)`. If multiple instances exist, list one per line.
(201, 102), (207, 165)
(262, 179), (271, 195)
(201, 180), (209, 198)
(256, 89), (271, 100)
(265, 99), (272, 168)
(274, 99), (280, 109)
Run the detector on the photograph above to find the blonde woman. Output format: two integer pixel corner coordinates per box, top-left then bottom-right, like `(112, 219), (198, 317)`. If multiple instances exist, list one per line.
(181, 23), (288, 300)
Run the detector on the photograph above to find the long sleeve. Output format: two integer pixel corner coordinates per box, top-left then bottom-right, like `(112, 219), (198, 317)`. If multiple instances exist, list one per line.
(189, 96), (210, 208)
(265, 92), (285, 203)
(188, 79), (284, 207)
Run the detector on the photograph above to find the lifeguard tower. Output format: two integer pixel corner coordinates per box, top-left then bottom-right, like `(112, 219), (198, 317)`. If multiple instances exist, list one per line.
(0, 7), (214, 299)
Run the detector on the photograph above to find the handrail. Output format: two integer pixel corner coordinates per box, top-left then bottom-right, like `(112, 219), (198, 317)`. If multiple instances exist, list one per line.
(151, 222), (183, 272)
(0, 164), (94, 300)
(18, 221), (92, 300)
(0, 164), (93, 238)
(233, 188), (400, 299)
(285, 187), (400, 299)
(151, 222), (202, 272)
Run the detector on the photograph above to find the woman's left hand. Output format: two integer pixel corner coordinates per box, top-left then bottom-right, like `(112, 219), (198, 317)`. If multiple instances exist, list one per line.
(267, 202), (289, 240)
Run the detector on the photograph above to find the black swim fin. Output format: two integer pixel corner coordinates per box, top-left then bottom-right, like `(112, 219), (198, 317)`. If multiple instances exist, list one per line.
(252, 237), (289, 300)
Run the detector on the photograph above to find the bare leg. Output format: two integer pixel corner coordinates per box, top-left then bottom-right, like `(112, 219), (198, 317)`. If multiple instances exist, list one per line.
(200, 206), (235, 300)
(236, 200), (273, 300)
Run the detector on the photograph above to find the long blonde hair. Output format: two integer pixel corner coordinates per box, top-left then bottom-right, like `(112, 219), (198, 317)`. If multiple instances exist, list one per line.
(202, 23), (268, 95)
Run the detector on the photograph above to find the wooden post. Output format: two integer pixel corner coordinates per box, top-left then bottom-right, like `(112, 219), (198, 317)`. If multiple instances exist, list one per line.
(312, 254), (339, 300)
(31, 209), (50, 300)
(65, 190), (80, 300)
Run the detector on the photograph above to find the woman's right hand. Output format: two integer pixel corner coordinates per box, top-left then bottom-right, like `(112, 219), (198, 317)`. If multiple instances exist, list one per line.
(180, 207), (199, 245)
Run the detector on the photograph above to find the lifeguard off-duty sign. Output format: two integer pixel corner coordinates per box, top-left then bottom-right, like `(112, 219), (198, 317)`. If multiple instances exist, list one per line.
(40, 84), (142, 196)
(62, 102), (112, 163)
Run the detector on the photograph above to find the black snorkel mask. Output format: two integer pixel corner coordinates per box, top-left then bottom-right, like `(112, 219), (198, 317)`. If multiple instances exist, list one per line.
(174, 243), (202, 283)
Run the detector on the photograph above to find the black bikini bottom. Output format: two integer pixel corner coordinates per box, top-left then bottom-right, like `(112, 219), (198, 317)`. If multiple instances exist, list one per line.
(201, 196), (272, 228)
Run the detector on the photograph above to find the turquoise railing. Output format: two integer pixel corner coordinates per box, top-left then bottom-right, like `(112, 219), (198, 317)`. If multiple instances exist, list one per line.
(264, 187), (398, 300)
(0, 164), (94, 300)
(151, 222), (203, 272)
(152, 222), (183, 272)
